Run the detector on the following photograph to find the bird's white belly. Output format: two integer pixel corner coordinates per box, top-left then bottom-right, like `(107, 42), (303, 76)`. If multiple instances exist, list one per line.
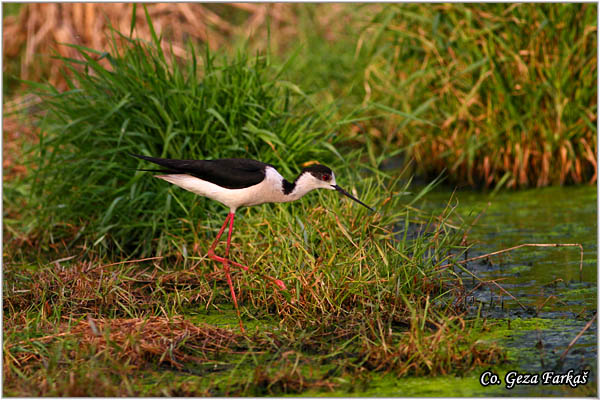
(155, 173), (287, 212)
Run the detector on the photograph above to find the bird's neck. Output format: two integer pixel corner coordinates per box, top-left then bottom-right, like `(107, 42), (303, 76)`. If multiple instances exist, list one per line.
(281, 173), (315, 201)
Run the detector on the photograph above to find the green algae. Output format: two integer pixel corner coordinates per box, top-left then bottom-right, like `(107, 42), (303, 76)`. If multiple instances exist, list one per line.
(484, 317), (558, 336)
(562, 286), (597, 303)
(301, 373), (493, 397)
(415, 185), (597, 396)
(505, 264), (532, 275)
(421, 185), (596, 275)
(328, 317), (593, 397)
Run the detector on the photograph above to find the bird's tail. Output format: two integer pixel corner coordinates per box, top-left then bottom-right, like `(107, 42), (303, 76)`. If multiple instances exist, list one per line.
(129, 153), (178, 174)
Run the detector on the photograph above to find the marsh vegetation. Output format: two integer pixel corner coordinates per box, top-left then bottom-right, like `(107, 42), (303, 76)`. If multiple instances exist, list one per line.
(3, 4), (596, 396)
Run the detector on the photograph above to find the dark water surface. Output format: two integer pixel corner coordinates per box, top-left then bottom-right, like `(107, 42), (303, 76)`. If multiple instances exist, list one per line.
(417, 184), (597, 396)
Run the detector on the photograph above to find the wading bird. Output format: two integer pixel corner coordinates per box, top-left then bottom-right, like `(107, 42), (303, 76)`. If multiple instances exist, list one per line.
(131, 153), (374, 331)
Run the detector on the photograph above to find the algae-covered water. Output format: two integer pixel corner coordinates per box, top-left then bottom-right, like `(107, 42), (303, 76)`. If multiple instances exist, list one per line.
(411, 184), (597, 397)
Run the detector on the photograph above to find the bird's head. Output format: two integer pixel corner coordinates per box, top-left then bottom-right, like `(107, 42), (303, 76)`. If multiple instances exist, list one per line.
(300, 164), (338, 190)
(297, 164), (374, 211)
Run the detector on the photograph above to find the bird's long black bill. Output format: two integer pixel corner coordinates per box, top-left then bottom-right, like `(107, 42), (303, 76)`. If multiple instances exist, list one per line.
(333, 185), (375, 212)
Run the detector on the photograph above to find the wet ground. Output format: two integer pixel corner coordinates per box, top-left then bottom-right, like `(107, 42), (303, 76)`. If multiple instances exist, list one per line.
(416, 184), (597, 396)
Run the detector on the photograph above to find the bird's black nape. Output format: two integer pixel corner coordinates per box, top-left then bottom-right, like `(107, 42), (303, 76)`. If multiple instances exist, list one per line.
(301, 164), (333, 175)
(301, 164), (335, 183)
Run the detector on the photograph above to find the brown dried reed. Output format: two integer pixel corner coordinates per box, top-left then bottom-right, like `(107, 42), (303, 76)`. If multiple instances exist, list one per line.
(3, 3), (351, 90)
(7, 315), (244, 369)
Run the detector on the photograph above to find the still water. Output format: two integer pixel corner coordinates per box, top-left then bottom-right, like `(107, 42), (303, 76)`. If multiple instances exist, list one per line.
(415, 184), (597, 396)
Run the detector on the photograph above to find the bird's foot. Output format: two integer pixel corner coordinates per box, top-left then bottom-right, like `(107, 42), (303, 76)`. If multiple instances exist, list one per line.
(208, 251), (286, 290)
(208, 251), (248, 271)
(274, 279), (287, 291)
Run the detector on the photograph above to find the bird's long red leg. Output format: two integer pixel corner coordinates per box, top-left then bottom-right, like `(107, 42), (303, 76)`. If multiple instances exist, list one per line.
(208, 213), (231, 255)
(223, 213), (244, 332)
(207, 213), (286, 291)
(206, 213), (244, 332)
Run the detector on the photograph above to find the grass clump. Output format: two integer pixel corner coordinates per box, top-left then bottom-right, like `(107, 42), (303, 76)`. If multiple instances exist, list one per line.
(14, 15), (345, 258)
(352, 3), (597, 188)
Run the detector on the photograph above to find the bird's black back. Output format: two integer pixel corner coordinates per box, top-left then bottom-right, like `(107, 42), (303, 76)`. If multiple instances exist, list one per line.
(131, 154), (270, 189)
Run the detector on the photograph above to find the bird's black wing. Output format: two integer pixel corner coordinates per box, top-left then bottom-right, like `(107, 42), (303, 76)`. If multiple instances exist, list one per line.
(130, 154), (270, 189)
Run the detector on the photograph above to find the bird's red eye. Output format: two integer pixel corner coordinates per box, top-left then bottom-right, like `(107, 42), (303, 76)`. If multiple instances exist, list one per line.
(321, 173), (331, 181)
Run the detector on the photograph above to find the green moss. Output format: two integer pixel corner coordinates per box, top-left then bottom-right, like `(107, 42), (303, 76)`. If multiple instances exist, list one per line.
(505, 264), (531, 275)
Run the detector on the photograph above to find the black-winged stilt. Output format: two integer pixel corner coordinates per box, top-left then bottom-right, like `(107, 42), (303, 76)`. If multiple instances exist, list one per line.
(131, 153), (373, 331)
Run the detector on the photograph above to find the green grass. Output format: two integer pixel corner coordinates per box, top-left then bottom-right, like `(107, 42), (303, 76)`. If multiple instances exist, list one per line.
(7, 5), (586, 396)
(10, 13), (364, 258)
(351, 4), (597, 188)
(265, 4), (596, 189)
(2, 3), (22, 17)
